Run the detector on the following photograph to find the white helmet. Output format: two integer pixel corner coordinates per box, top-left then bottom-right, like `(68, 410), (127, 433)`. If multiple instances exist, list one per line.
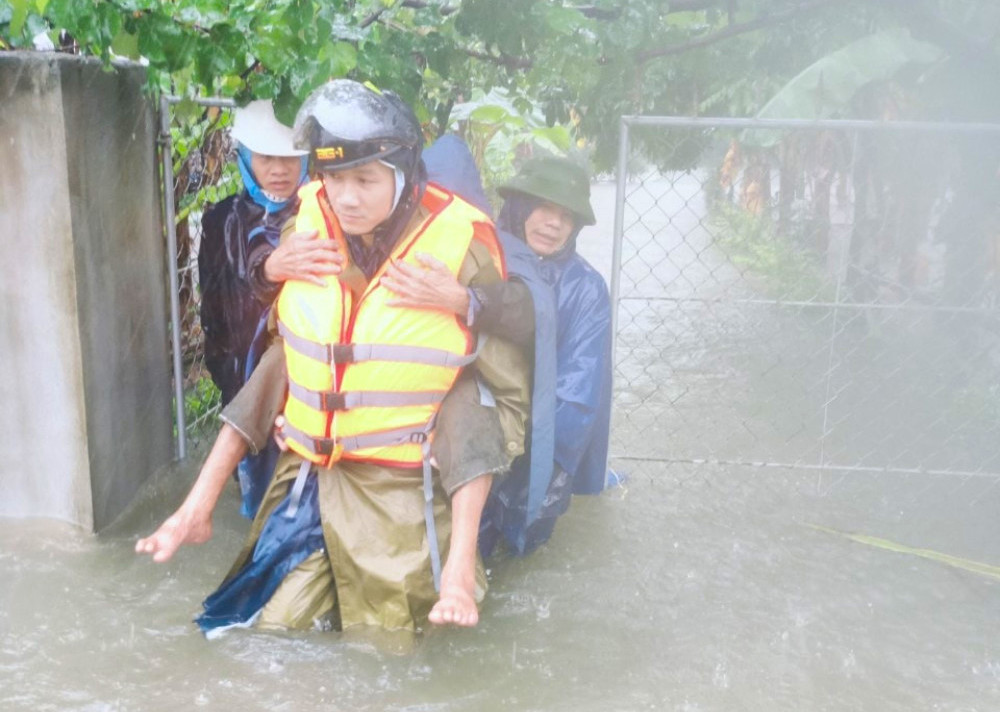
(231, 100), (308, 157)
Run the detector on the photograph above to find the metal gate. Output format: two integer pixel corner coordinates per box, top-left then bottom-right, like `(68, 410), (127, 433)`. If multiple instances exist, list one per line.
(608, 116), (1000, 483)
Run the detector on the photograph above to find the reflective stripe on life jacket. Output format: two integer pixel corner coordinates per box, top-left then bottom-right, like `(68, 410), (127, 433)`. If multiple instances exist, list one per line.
(277, 181), (499, 468)
(276, 181), (352, 468)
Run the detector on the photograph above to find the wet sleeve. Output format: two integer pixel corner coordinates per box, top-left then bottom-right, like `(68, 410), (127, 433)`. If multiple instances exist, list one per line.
(457, 237), (501, 288)
(553, 279), (613, 476)
(197, 201), (233, 395)
(469, 280), (535, 348)
(432, 375), (509, 495)
(247, 216), (296, 305)
(219, 341), (288, 454)
(453, 239), (533, 464)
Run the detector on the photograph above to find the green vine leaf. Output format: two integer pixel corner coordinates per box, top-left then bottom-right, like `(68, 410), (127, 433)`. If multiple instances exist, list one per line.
(9, 0), (29, 37)
(110, 28), (139, 59)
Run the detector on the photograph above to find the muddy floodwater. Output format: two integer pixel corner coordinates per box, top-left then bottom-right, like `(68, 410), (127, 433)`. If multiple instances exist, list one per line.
(3, 452), (1000, 711)
(4, 180), (1000, 710)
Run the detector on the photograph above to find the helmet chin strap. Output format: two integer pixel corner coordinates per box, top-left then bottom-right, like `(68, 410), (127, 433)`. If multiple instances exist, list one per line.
(379, 160), (406, 211)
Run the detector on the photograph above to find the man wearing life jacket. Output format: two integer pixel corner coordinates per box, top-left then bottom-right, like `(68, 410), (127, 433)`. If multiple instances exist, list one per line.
(136, 80), (529, 634)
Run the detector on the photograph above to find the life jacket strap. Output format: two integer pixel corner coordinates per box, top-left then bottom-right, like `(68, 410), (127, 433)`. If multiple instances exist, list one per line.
(284, 459), (313, 520)
(279, 420), (443, 591)
(278, 321), (480, 368)
(281, 420), (339, 458)
(343, 342), (479, 368)
(278, 321), (336, 362)
(287, 381), (447, 411)
(421, 423), (442, 593)
(281, 419), (431, 458)
(338, 425), (430, 453)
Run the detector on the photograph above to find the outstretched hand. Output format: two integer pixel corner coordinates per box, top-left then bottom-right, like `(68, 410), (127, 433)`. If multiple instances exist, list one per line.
(264, 230), (344, 286)
(381, 252), (470, 315)
(135, 507), (212, 563)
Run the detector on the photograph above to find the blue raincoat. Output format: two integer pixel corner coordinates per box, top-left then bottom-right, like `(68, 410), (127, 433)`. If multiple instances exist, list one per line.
(424, 136), (613, 556)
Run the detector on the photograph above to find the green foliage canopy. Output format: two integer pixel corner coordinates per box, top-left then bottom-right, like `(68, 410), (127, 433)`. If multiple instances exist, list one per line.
(2, 1), (998, 169)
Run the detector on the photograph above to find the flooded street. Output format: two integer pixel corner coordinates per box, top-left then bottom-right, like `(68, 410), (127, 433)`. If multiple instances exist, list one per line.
(3, 455), (999, 710)
(3, 177), (1000, 710)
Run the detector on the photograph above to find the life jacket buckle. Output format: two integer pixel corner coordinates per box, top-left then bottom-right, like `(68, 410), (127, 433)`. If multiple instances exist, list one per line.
(320, 391), (347, 410)
(312, 436), (339, 457)
(408, 432), (428, 444)
(332, 343), (355, 364)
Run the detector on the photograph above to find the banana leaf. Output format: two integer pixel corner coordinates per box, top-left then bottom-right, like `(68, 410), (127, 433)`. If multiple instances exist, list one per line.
(808, 524), (1000, 583)
(746, 29), (944, 146)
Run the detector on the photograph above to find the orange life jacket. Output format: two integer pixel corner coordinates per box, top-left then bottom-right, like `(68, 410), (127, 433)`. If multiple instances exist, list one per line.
(276, 180), (502, 469)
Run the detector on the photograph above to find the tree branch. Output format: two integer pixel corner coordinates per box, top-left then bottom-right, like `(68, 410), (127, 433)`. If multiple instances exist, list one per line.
(665, 0), (731, 12)
(400, 0), (459, 15)
(456, 1), (845, 74)
(635, 0), (840, 64)
(881, 0), (1000, 70)
(361, 0), (457, 28)
(462, 46), (534, 70)
(572, 1), (728, 21)
(572, 5), (622, 20)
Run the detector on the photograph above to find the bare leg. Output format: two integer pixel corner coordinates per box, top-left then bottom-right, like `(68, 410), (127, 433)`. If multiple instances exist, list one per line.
(429, 473), (492, 627)
(135, 424), (248, 563)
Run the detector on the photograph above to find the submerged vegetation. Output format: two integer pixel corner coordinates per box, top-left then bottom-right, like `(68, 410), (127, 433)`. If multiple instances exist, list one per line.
(709, 195), (834, 304)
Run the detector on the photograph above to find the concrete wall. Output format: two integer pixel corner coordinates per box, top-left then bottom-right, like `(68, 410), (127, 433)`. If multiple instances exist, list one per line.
(0, 53), (173, 531)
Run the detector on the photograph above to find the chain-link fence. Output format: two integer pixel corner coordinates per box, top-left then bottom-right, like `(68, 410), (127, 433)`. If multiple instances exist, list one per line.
(603, 118), (1000, 702)
(160, 96), (241, 457)
(610, 116), (1000, 480)
(161, 107), (1000, 482)
(151, 108), (1000, 702)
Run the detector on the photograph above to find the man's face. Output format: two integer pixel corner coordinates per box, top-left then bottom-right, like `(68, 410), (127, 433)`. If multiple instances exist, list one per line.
(321, 161), (396, 235)
(524, 201), (576, 257)
(249, 153), (301, 199)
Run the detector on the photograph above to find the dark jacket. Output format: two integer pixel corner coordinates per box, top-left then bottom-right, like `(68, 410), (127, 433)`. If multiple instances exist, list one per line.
(198, 192), (298, 405)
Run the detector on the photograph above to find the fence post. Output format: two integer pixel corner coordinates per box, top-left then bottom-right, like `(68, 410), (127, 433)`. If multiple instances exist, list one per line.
(611, 116), (629, 366)
(160, 95), (187, 460)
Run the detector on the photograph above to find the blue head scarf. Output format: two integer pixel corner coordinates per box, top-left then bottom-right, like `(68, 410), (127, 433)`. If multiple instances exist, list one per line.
(236, 144), (308, 215)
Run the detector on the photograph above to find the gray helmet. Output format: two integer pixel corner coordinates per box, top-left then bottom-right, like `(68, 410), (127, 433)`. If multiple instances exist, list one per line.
(292, 79), (422, 179)
(498, 155), (596, 226)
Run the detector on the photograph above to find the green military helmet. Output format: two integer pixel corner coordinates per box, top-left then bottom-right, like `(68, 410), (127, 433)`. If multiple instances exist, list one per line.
(498, 155), (596, 226)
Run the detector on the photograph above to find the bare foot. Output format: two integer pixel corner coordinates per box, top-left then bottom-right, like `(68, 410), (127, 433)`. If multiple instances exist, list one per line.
(135, 508), (212, 563)
(428, 568), (479, 627)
